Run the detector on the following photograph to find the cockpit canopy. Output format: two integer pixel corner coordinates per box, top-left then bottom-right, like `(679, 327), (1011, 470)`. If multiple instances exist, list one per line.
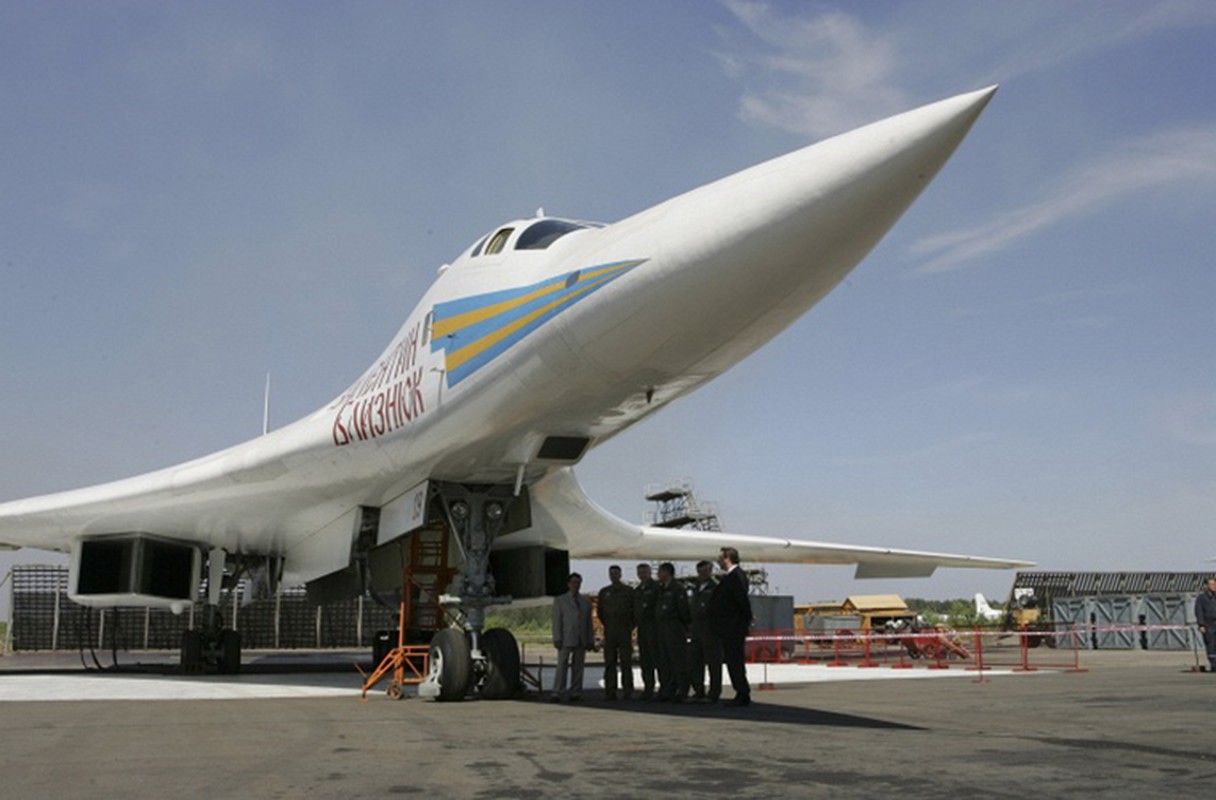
(468, 217), (603, 259)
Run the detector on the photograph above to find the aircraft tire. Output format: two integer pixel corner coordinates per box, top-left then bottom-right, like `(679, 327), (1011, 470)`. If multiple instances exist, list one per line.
(430, 628), (472, 701)
(219, 629), (242, 674)
(479, 628), (520, 700)
(181, 630), (203, 672)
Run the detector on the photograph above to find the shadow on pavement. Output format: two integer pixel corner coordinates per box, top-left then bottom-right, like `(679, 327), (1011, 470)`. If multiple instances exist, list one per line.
(526, 691), (922, 730)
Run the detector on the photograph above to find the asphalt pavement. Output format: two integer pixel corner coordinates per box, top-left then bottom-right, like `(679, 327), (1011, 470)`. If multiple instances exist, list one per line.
(0, 649), (1210, 799)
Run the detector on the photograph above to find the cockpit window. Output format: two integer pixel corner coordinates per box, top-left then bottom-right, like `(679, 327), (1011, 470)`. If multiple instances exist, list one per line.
(483, 227), (514, 256)
(516, 219), (589, 250)
(470, 234), (489, 258)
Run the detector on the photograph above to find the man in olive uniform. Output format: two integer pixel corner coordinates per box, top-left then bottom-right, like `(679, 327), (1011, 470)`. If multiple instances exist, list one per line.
(597, 565), (635, 700)
(687, 559), (723, 703)
(633, 562), (660, 700)
(655, 561), (691, 702)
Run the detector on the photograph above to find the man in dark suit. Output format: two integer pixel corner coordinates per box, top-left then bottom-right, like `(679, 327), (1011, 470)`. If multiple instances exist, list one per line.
(711, 546), (752, 706)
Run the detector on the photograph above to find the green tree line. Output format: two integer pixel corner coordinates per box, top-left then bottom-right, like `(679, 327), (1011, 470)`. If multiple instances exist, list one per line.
(478, 597), (1002, 641)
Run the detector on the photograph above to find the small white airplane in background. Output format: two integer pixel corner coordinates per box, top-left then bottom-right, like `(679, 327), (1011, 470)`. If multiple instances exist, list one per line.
(974, 593), (1005, 623)
(0, 86), (1031, 697)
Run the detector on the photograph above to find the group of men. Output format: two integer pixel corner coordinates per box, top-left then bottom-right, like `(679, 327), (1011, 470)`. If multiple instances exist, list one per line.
(550, 546), (753, 707)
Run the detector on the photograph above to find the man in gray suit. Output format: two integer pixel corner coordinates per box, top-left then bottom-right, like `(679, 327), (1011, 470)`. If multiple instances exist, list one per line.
(551, 572), (594, 702)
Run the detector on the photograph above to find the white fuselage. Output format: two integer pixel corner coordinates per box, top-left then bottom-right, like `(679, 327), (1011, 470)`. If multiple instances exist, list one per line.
(0, 87), (1002, 585)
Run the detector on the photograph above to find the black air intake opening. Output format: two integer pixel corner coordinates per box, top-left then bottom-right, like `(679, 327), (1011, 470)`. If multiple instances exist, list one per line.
(537, 436), (591, 461)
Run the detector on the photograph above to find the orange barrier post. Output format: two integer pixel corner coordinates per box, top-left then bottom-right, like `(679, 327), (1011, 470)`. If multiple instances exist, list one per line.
(857, 630), (880, 668)
(969, 627), (989, 683)
(797, 633), (816, 665)
(828, 632), (848, 667)
(891, 632), (913, 669)
(926, 637), (950, 670)
(1014, 626), (1037, 672)
(1064, 626), (1089, 673)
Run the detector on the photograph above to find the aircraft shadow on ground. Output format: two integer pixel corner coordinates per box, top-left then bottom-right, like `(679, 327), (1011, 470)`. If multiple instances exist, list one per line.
(525, 692), (922, 730)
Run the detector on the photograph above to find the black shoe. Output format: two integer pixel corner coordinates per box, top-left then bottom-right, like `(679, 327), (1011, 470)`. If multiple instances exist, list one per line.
(548, 695), (561, 703)
(639, 690), (653, 701)
(725, 696), (750, 707)
(569, 695), (582, 702)
(605, 692), (617, 701)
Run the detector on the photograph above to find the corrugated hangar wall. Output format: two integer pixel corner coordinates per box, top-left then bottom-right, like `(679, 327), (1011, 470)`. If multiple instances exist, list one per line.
(1013, 571), (1211, 652)
(6, 565), (399, 652)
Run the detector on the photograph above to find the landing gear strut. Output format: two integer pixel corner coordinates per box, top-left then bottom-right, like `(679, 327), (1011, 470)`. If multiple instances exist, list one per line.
(180, 548), (242, 674)
(417, 483), (522, 701)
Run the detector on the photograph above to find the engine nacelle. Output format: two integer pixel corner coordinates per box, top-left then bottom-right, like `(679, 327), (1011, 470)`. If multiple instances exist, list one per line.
(69, 534), (200, 614)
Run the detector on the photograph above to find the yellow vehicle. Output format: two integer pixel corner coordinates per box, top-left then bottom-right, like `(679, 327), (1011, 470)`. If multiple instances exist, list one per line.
(797, 594), (918, 647)
(1003, 589), (1057, 648)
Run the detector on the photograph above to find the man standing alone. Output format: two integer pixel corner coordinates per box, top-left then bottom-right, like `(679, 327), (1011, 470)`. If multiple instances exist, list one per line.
(551, 572), (593, 702)
(597, 565), (635, 700)
(1196, 578), (1216, 672)
(711, 547), (752, 707)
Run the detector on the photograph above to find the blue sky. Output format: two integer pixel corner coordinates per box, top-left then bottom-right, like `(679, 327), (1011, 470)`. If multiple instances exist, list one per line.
(2, 1), (1214, 608)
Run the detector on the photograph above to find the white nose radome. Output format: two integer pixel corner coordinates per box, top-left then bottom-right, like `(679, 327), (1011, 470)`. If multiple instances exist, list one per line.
(572, 86), (998, 381)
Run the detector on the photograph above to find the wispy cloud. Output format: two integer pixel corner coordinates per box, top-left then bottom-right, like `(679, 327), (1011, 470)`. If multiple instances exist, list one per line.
(717, 0), (906, 138)
(985, 1), (1216, 83)
(1030, 283), (1141, 307)
(717, 1), (1216, 140)
(909, 125), (1216, 272)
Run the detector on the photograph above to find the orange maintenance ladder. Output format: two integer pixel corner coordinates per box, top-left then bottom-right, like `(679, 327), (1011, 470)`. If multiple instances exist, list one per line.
(358, 526), (457, 700)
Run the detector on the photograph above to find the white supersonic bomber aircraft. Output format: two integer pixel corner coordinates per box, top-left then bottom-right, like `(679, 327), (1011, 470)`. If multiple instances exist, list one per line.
(0, 86), (1031, 696)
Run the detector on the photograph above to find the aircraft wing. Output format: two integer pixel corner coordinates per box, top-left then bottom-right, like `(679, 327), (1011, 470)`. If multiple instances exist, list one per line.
(0, 414), (397, 583)
(514, 468), (1033, 579)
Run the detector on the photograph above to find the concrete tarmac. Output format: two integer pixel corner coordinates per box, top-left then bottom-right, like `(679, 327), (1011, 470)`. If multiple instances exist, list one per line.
(0, 650), (1211, 799)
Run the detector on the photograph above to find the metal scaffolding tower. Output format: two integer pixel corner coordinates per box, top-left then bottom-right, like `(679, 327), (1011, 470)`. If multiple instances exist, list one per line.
(644, 478), (723, 531)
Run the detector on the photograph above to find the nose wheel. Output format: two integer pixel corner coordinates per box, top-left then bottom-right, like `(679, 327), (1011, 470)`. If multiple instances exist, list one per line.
(479, 628), (521, 700)
(418, 626), (521, 701)
(421, 628), (472, 701)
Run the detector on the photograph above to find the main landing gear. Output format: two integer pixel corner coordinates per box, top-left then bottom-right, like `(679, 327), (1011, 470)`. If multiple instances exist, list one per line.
(416, 482), (523, 701)
(418, 625), (522, 701)
(180, 548), (242, 674)
(180, 606), (242, 675)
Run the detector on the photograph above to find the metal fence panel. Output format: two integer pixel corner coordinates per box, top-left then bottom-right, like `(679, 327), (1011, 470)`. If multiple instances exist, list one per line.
(1143, 594), (1194, 651)
(1052, 597), (1093, 650)
(1091, 596), (1138, 649)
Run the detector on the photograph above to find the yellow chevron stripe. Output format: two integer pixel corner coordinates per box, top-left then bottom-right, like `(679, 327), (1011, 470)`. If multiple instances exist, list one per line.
(432, 282), (563, 339)
(444, 275), (616, 372)
(431, 262), (635, 340)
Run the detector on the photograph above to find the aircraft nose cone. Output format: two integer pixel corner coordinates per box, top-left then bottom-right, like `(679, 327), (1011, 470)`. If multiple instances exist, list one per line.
(576, 86), (998, 380)
(665, 84), (999, 292)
